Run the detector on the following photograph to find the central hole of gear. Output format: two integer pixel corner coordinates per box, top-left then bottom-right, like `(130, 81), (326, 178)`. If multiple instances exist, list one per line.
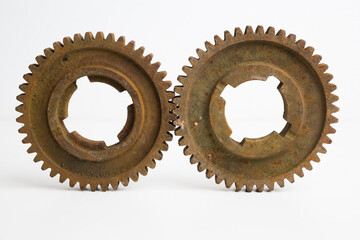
(221, 76), (287, 142)
(64, 76), (132, 146)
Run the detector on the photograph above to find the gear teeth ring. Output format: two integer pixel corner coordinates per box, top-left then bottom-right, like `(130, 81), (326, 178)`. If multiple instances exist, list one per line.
(173, 25), (338, 192)
(16, 32), (176, 191)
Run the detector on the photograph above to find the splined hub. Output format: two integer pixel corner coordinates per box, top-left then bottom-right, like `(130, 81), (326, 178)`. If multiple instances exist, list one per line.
(174, 26), (339, 192)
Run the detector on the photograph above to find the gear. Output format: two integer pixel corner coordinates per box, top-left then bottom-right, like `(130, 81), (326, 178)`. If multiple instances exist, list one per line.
(16, 32), (175, 191)
(174, 26), (339, 192)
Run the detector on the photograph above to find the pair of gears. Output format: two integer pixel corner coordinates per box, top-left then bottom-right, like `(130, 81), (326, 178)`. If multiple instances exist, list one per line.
(17, 26), (338, 191)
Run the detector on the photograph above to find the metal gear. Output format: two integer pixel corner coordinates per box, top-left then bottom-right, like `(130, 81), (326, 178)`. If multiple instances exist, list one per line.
(174, 26), (339, 192)
(16, 32), (175, 191)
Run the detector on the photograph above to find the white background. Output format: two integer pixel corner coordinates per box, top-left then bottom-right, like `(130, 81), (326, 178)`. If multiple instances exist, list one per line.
(1, 0), (359, 239)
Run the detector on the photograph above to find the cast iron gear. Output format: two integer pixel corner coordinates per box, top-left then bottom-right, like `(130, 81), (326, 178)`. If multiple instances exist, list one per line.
(173, 26), (339, 192)
(16, 32), (175, 191)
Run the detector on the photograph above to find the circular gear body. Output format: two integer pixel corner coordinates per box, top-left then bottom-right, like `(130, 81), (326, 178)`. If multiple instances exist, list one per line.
(16, 32), (175, 191)
(174, 26), (339, 192)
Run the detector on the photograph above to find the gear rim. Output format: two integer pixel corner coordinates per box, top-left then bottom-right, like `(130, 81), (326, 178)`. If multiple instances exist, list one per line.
(173, 26), (339, 192)
(16, 32), (176, 191)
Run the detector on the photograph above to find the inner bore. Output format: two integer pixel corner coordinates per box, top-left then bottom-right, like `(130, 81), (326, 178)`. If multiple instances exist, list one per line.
(64, 76), (133, 146)
(221, 76), (287, 142)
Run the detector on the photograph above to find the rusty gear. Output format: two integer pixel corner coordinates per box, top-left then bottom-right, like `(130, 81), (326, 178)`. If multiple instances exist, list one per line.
(174, 26), (339, 192)
(16, 32), (175, 191)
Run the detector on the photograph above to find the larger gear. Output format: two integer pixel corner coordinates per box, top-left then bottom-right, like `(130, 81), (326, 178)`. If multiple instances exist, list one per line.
(16, 32), (175, 191)
(174, 26), (339, 192)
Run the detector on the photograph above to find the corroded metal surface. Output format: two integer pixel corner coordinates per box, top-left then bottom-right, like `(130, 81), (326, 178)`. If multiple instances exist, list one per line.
(16, 32), (175, 191)
(174, 26), (339, 192)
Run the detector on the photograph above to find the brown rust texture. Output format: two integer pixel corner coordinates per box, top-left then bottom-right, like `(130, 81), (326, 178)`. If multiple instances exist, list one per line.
(174, 26), (339, 192)
(16, 32), (176, 191)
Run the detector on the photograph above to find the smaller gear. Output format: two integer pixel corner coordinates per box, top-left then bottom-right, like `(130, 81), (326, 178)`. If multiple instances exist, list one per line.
(174, 26), (339, 192)
(16, 32), (176, 191)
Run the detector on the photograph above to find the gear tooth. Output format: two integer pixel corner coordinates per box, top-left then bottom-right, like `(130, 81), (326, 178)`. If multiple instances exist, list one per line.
(110, 181), (119, 190)
(147, 159), (156, 169)
(121, 178), (129, 186)
(235, 182), (243, 191)
(152, 62), (161, 71)
(244, 25), (254, 34)
(277, 179), (285, 187)
(106, 33), (115, 42)
(23, 73), (33, 83)
(161, 141), (169, 151)
(318, 145), (327, 154)
(225, 179), (233, 189)
(139, 166), (148, 176)
(90, 183), (97, 191)
(214, 35), (223, 45)
(177, 75), (187, 84)
(329, 94), (339, 103)
(18, 126), (26, 134)
(287, 33), (296, 42)
(328, 83), (337, 93)
(312, 54), (322, 64)
(100, 183), (108, 191)
(73, 33), (83, 41)
(144, 53), (153, 62)
(28, 64), (39, 73)
(175, 126), (185, 136)
(163, 80), (172, 89)
(287, 174), (295, 183)
(304, 46), (314, 56)
(197, 162), (205, 172)
(295, 168), (304, 178)
(178, 136), (187, 146)
(158, 71), (166, 79)
(62, 36), (73, 46)
(130, 172), (139, 182)
(16, 94), (25, 103)
(16, 115), (25, 123)
(59, 175), (66, 183)
(182, 66), (192, 75)
(19, 83), (28, 92)
(312, 154), (320, 163)
(136, 46), (145, 55)
(53, 41), (63, 50)
(35, 55), (46, 65)
(22, 136), (30, 144)
(324, 73), (334, 82)
(43, 48), (54, 58)
(196, 48), (206, 58)
(95, 32), (104, 40)
(15, 104), (24, 113)
(49, 169), (57, 178)
(183, 146), (193, 156)
(276, 29), (286, 38)
(304, 161), (313, 171)
(189, 155), (199, 164)
(296, 39), (306, 48)
(330, 115), (339, 124)
(205, 169), (215, 179)
(117, 36), (126, 45)
(154, 150), (163, 160)
(266, 26), (276, 35)
(84, 32), (94, 40)
(234, 27), (243, 37)
(127, 40), (135, 49)
(256, 184), (264, 192)
(188, 56), (198, 66)
(204, 41), (214, 51)
(215, 175), (223, 184)
(318, 63), (329, 72)
(255, 25), (265, 34)
(323, 135), (332, 145)
(224, 30), (232, 40)
(79, 182), (87, 190)
(245, 184), (254, 192)
(33, 154), (41, 162)
(328, 126), (336, 134)
(41, 162), (50, 170)
(330, 104), (339, 113)
(165, 132), (173, 141)
(267, 182), (275, 191)
(69, 179), (76, 187)
(174, 85), (183, 95)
